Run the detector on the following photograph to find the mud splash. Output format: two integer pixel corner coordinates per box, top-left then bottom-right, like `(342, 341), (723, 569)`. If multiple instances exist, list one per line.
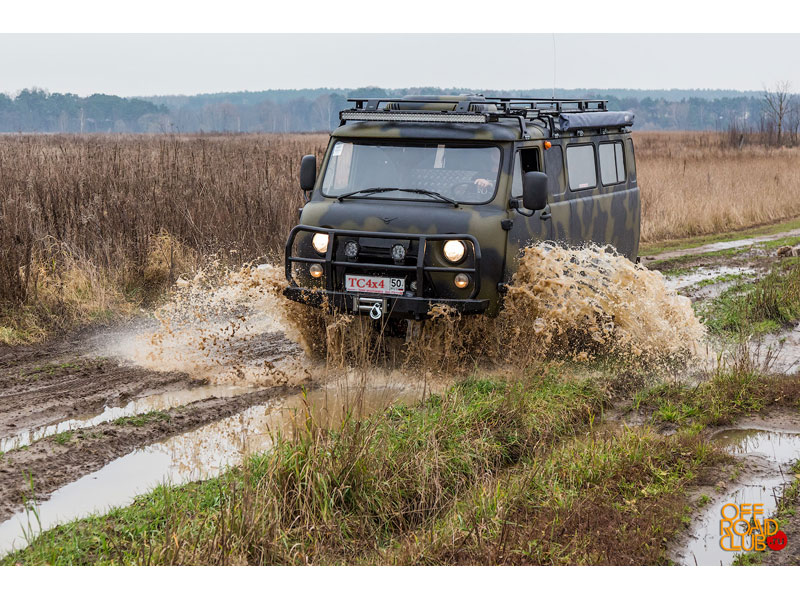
(103, 245), (705, 378)
(676, 429), (800, 566)
(106, 263), (312, 387)
(398, 244), (708, 370)
(503, 244), (706, 360)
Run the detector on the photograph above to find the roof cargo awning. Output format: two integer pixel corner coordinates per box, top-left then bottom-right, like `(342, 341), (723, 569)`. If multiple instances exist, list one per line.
(557, 111), (634, 132)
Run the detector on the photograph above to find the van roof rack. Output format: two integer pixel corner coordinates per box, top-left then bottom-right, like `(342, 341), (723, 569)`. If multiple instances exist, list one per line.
(339, 95), (630, 139)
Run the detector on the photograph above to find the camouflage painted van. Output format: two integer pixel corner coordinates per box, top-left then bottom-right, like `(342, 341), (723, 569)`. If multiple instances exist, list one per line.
(284, 95), (639, 324)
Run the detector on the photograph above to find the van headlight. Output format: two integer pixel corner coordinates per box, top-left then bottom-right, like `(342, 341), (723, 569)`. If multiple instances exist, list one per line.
(312, 233), (330, 255)
(443, 240), (466, 263)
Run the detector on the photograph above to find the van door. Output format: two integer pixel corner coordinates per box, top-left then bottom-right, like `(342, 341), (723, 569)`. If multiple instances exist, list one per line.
(504, 146), (553, 277)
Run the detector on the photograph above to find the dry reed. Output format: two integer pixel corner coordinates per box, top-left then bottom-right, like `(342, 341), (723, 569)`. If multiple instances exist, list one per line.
(2, 131), (799, 340)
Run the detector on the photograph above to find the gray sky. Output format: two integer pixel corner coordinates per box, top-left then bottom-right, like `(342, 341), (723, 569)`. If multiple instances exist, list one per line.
(1, 33), (798, 97)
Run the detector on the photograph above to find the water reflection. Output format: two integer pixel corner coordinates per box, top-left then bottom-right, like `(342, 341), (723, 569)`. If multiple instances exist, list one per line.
(0, 373), (429, 557)
(677, 429), (800, 566)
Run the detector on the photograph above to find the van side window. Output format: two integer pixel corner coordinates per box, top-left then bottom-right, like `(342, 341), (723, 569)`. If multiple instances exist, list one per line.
(566, 145), (597, 191)
(511, 148), (541, 197)
(598, 141), (626, 185)
(626, 138), (637, 182)
(544, 145), (565, 198)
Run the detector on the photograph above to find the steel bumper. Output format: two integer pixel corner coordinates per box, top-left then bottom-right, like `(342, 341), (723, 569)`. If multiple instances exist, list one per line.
(283, 287), (489, 319)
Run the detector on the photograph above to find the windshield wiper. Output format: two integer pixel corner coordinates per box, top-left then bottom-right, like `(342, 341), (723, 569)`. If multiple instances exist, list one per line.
(337, 187), (459, 207)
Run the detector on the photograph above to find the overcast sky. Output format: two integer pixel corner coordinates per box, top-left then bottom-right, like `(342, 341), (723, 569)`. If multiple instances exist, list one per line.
(1, 33), (798, 97)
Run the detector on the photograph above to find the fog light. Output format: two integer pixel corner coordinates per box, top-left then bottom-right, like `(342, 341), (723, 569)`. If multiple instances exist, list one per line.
(391, 244), (406, 262)
(454, 273), (470, 288)
(409, 280), (417, 292)
(309, 263), (323, 278)
(312, 232), (329, 255)
(344, 240), (359, 259)
(443, 240), (466, 263)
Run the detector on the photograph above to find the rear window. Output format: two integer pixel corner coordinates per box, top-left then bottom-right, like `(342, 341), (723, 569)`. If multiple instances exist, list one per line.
(566, 145), (596, 191)
(598, 141), (626, 185)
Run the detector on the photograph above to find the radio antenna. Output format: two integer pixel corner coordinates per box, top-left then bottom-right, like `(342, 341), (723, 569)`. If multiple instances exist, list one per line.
(552, 33), (557, 99)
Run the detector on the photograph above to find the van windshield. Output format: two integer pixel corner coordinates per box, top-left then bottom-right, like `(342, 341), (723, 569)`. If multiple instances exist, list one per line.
(321, 141), (502, 204)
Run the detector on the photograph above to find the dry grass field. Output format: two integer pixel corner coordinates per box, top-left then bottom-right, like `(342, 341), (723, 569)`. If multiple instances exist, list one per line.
(2, 131), (799, 341)
(636, 132), (800, 242)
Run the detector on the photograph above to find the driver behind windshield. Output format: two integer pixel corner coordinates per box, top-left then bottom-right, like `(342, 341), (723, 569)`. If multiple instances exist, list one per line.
(441, 147), (497, 195)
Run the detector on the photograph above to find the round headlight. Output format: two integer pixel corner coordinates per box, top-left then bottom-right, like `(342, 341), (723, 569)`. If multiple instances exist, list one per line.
(443, 240), (466, 263)
(312, 232), (330, 255)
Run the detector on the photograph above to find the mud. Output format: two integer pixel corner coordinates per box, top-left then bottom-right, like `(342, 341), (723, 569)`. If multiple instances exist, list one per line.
(0, 343), (196, 442)
(642, 227), (800, 264)
(0, 383), (255, 453)
(0, 373), (430, 555)
(672, 428), (800, 566)
(759, 323), (800, 376)
(0, 384), (296, 522)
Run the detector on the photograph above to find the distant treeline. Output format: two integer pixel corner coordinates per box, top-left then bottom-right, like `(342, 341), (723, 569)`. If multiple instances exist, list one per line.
(0, 86), (769, 133)
(0, 89), (169, 133)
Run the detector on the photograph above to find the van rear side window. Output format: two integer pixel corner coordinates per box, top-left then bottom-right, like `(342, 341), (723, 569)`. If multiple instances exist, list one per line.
(598, 141), (626, 185)
(566, 145), (596, 191)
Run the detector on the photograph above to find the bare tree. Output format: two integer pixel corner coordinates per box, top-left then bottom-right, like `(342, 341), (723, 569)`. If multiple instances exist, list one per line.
(763, 81), (794, 146)
(312, 94), (335, 131)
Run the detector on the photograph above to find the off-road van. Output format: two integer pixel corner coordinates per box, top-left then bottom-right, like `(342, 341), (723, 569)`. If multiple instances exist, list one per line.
(284, 95), (639, 324)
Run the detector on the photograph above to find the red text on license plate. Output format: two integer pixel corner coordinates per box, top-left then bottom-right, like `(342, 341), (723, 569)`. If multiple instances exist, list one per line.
(345, 275), (405, 296)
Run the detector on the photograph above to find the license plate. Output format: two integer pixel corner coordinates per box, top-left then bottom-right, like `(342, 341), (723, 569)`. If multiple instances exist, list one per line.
(345, 274), (405, 296)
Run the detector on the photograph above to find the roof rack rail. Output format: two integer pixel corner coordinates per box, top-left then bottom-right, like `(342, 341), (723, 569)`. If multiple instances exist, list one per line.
(339, 95), (628, 139)
(483, 97), (608, 114)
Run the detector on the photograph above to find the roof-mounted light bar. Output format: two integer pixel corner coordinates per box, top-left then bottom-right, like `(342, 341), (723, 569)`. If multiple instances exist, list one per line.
(340, 110), (489, 124)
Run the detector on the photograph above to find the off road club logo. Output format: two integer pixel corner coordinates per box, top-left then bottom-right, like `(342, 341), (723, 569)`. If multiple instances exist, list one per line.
(719, 503), (787, 552)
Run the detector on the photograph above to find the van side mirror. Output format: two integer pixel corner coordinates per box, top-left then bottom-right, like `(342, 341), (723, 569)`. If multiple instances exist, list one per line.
(299, 155), (316, 191)
(522, 172), (549, 211)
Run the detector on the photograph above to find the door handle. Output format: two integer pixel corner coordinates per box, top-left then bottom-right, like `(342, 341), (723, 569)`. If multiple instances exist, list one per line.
(539, 207), (552, 221)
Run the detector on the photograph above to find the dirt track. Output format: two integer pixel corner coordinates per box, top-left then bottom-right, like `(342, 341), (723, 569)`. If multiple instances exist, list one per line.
(0, 325), (305, 521)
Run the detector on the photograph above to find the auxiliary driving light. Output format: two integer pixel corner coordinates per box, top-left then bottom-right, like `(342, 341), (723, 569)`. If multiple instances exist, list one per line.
(454, 273), (470, 289)
(344, 240), (360, 259)
(391, 244), (407, 262)
(312, 232), (330, 255)
(309, 263), (323, 278)
(443, 240), (466, 263)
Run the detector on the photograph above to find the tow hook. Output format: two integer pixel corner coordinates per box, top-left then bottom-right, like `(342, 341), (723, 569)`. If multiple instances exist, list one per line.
(369, 302), (383, 320)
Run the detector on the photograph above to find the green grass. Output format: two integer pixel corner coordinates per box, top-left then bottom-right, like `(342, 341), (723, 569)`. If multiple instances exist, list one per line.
(699, 258), (800, 335)
(640, 216), (800, 257)
(686, 272), (748, 292)
(113, 411), (171, 427)
(648, 246), (750, 273)
(635, 369), (800, 430)
(2, 373), (721, 566)
(757, 235), (800, 250)
(52, 431), (74, 445)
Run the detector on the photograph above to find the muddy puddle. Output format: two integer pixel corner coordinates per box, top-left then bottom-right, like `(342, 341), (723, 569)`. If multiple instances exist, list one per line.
(0, 375), (429, 557)
(675, 429), (800, 566)
(756, 323), (800, 376)
(663, 266), (756, 297)
(0, 383), (254, 454)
